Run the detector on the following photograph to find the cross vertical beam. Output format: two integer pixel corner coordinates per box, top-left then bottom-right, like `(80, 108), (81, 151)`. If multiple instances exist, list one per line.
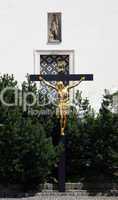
(58, 135), (65, 192)
(29, 72), (93, 193)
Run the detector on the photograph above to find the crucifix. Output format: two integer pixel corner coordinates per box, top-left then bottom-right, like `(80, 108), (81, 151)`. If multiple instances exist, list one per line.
(29, 61), (93, 192)
(30, 73), (93, 136)
(39, 76), (85, 136)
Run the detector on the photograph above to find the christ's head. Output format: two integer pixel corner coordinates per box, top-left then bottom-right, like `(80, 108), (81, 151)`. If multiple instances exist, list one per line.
(56, 81), (64, 90)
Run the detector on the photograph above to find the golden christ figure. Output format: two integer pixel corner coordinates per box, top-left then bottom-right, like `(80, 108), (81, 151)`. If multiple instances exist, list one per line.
(39, 76), (85, 136)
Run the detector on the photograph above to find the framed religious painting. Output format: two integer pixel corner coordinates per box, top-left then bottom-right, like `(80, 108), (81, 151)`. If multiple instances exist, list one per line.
(47, 12), (62, 44)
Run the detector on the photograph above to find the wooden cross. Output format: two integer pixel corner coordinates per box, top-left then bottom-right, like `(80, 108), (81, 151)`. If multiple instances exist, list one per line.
(29, 72), (94, 193)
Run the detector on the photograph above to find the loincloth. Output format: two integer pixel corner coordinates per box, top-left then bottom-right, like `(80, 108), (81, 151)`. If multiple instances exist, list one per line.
(58, 101), (70, 115)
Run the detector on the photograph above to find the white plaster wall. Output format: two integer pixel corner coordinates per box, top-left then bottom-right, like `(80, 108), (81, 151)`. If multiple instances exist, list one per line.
(0, 0), (118, 111)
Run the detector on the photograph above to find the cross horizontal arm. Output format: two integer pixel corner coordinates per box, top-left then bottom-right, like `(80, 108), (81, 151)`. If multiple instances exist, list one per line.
(30, 74), (93, 82)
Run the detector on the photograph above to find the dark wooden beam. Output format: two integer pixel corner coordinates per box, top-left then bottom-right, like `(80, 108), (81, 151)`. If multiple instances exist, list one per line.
(30, 74), (93, 82)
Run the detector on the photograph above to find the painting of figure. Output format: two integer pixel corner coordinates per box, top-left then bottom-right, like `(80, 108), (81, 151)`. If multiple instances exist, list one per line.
(48, 13), (62, 43)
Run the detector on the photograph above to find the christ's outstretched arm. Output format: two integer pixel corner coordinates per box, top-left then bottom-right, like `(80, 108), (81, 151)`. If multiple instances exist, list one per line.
(67, 77), (85, 90)
(39, 76), (57, 90)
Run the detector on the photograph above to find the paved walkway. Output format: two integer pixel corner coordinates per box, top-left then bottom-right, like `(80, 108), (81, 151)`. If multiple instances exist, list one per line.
(0, 196), (118, 200)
